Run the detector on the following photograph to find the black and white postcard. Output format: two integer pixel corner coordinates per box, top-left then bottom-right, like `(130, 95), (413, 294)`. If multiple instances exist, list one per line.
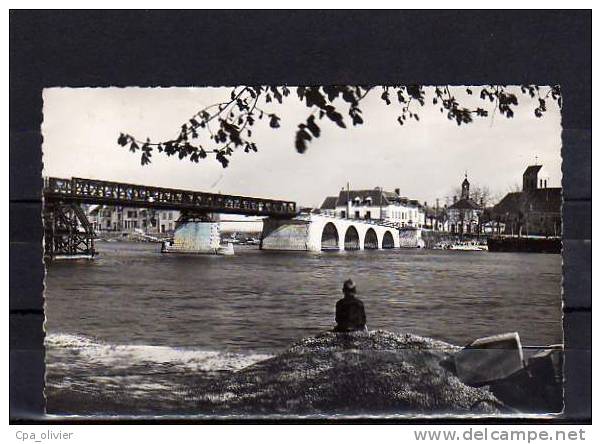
(41, 85), (565, 417)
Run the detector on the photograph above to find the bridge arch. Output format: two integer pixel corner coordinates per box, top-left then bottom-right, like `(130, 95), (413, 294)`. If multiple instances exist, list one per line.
(364, 228), (379, 249)
(321, 222), (340, 251)
(382, 230), (395, 249)
(344, 226), (360, 250)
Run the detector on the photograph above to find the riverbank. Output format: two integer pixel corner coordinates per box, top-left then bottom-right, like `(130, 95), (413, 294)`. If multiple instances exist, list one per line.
(47, 330), (506, 417)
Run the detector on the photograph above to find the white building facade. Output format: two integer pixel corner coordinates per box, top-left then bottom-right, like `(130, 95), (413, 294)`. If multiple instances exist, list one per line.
(320, 188), (425, 228)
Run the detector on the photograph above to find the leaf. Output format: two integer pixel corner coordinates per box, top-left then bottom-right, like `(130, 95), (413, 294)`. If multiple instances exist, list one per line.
(304, 87), (327, 109)
(475, 108), (488, 117)
(271, 87), (283, 104)
(325, 106), (346, 128)
(216, 152), (230, 168)
(269, 114), (281, 128)
(117, 133), (129, 147)
(397, 89), (406, 104)
(406, 85), (424, 104)
(350, 107), (364, 126)
(295, 127), (312, 153)
(306, 115), (321, 137)
(381, 90), (391, 105)
(341, 87), (358, 105)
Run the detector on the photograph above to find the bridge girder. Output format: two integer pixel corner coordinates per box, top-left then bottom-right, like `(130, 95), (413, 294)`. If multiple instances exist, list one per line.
(43, 177), (297, 218)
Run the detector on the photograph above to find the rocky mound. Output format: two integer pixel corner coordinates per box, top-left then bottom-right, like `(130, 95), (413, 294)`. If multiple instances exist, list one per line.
(193, 330), (504, 416)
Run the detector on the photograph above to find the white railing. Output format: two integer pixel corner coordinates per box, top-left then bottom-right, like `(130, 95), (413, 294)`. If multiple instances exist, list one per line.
(303, 212), (402, 229)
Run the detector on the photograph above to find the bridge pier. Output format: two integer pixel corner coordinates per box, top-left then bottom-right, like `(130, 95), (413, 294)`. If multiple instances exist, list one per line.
(162, 221), (222, 254)
(260, 218), (312, 251)
(43, 202), (96, 260)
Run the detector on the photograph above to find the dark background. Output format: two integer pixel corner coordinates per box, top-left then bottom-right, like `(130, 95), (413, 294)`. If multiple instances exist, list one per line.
(9, 10), (591, 423)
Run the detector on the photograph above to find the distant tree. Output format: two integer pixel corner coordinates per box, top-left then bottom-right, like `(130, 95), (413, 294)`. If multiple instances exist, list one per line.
(117, 85), (561, 168)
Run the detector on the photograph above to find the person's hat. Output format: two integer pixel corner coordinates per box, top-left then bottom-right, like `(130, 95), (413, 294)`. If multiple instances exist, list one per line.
(342, 279), (356, 293)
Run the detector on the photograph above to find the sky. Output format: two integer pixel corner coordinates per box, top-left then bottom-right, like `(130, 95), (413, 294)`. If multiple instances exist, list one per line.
(42, 87), (562, 208)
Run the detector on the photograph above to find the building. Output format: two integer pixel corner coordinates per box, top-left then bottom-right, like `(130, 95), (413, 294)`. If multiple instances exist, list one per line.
(319, 196), (338, 217)
(87, 206), (179, 234)
(320, 187), (425, 228)
(492, 164), (561, 237)
(447, 174), (483, 235)
(424, 200), (450, 232)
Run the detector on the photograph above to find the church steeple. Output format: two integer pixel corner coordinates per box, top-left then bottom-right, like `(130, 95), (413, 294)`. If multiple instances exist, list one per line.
(461, 173), (470, 200)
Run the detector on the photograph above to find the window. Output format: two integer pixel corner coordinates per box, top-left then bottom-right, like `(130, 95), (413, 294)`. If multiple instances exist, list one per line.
(355, 211), (360, 219)
(341, 211), (346, 218)
(366, 211), (371, 220)
(168, 212), (173, 220)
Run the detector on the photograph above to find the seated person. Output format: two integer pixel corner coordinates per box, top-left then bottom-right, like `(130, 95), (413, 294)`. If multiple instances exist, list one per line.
(334, 279), (367, 332)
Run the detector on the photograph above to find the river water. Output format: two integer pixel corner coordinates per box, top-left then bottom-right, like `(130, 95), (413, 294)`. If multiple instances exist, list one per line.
(44, 242), (562, 414)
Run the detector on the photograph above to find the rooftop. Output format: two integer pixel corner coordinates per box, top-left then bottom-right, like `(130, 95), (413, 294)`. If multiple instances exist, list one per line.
(493, 187), (561, 215)
(448, 198), (481, 211)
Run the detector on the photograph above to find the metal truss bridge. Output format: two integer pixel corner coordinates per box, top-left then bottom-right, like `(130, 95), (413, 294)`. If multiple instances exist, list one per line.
(43, 177), (298, 259)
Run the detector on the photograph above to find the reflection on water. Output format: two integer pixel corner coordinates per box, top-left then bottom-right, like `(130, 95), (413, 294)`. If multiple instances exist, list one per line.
(44, 242), (563, 353)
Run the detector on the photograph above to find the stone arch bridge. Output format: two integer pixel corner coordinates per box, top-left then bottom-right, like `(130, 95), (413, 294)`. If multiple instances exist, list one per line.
(261, 215), (400, 252)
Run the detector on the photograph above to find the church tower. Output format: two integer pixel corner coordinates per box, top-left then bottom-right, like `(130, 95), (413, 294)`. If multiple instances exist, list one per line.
(461, 173), (470, 200)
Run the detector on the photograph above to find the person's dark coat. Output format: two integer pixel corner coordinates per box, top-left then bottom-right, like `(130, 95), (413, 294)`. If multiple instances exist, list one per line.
(334, 295), (366, 332)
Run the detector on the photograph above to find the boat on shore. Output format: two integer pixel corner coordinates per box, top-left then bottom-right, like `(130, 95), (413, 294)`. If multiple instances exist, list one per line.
(449, 241), (488, 251)
(433, 240), (487, 251)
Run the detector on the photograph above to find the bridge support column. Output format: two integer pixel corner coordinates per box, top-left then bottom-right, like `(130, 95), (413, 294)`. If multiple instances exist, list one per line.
(43, 202), (96, 260)
(260, 218), (311, 251)
(162, 221), (221, 254)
